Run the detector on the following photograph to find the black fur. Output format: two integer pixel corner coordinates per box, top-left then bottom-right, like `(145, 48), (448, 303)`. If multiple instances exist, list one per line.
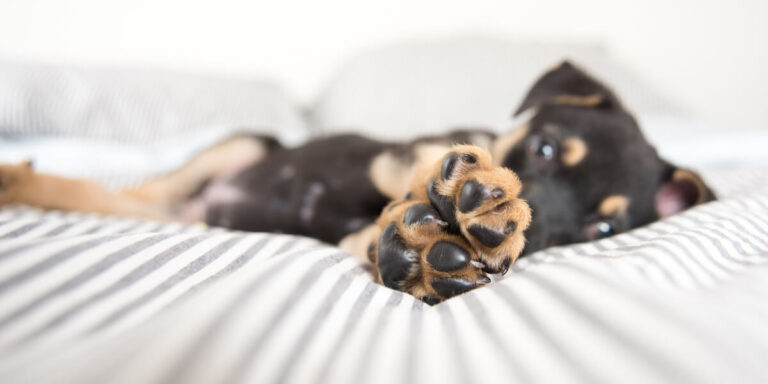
(205, 134), (390, 243)
(201, 61), (716, 255)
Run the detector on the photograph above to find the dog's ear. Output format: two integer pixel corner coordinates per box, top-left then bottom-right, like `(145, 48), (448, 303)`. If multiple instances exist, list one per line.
(655, 165), (716, 218)
(514, 61), (622, 116)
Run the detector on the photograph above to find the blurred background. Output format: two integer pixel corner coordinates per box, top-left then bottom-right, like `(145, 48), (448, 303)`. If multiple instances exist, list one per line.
(1, 0), (767, 184)
(1, 0), (766, 129)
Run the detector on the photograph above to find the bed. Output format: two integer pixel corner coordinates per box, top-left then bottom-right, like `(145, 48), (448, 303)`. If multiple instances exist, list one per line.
(1, 38), (767, 383)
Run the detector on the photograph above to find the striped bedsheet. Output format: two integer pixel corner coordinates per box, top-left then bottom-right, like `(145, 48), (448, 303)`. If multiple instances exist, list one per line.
(0, 166), (767, 384)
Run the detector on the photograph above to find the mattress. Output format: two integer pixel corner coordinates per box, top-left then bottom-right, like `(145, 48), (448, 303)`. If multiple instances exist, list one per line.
(0, 165), (767, 384)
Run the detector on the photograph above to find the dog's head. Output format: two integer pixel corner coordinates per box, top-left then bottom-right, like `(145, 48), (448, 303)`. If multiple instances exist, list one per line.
(494, 61), (715, 255)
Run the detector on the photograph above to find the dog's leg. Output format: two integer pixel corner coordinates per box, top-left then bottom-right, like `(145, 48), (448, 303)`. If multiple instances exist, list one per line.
(338, 223), (381, 260)
(0, 135), (276, 221)
(366, 145), (531, 304)
(0, 162), (172, 220)
(123, 135), (273, 204)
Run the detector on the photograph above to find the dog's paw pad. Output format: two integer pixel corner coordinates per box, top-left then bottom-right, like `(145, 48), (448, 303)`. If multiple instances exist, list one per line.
(431, 277), (478, 297)
(427, 179), (459, 231)
(441, 152), (478, 181)
(426, 241), (473, 272)
(467, 224), (507, 248)
(376, 222), (418, 289)
(403, 203), (445, 227)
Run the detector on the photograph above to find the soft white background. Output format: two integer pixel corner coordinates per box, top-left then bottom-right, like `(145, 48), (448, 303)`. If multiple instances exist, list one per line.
(0, 0), (766, 129)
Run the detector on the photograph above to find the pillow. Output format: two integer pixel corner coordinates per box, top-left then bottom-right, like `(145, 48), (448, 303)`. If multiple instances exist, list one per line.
(0, 59), (307, 146)
(311, 36), (681, 141)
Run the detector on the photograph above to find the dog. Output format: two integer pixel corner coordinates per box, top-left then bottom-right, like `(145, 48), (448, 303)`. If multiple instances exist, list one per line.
(0, 61), (715, 303)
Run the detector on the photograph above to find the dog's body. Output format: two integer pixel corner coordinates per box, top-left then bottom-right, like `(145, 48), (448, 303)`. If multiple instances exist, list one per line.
(198, 130), (494, 244)
(0, 62), (715, 302)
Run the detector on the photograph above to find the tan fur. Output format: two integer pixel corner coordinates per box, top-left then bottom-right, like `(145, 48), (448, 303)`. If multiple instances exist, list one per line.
(469, 133), (494, 152)
(0, 135), (269, 221)
(491, 124), (529, 165)
(124, 135), (268, 203)
(599, 195), (630, 217)
(369, 143), (451, 200)
(561, 137), (588, 167)
(551, 94), (604, 108)
(429, 145), (494, 196)
(338, 224), (380, 261)
(450, 166), (530, 271)
(0, 163), (171, 220)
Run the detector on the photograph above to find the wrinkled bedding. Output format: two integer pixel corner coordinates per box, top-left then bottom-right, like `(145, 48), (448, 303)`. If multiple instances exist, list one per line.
(0, 165), (767, 384)
(1, 45), (767, 383)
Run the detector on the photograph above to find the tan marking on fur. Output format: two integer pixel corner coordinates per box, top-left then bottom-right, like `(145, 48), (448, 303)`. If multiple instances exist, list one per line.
(369, 143), (451, 200)
(550, 94), (604, 108)
(338, 224), (380, 261)
(491, 124), (529, 165)
(599, 195), (630, 217)
(0, 162), (171, 220)
(561, 137), (588, 167)
(0, 135), (271, 222)
(369, 152), (409, 200)
(125, 135), (268, 203)
(469, 133), (494, 152)
(672, 169), (708, 205)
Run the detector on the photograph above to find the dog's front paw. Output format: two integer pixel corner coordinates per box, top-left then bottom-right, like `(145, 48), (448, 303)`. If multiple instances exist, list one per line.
(370, 146), (531, 304)
(436, 147), (531, 273)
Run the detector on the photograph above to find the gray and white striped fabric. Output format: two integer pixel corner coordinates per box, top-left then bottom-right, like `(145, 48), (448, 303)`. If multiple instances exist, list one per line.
(0, 59), (308, 146)
(0, 166), (767, 384)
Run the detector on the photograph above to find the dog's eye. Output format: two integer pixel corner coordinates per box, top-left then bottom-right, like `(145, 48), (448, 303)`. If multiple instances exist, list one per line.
(531, 137), (555, 160)
(528, 135), (557, 162)
(536, 142), (554, 160)
(584, 220), (616, 241)
(595, 221), (614, 237)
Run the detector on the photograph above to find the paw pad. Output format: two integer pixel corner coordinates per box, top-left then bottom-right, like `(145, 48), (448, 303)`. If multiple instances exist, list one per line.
(441, 152), (478, 181)
(431, 276), (489, 297)
(376, 223), (416, 289)
(467, 225), (507, 248)
(404, 203), (444, 227)
(426, 241), (471, 272)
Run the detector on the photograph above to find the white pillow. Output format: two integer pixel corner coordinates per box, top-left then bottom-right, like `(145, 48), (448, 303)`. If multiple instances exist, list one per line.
(0, 59), (307, 146)
(311, 36), (681, 141)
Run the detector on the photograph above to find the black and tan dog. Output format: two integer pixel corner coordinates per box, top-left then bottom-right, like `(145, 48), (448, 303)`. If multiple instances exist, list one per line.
(0, 62), (715, 303)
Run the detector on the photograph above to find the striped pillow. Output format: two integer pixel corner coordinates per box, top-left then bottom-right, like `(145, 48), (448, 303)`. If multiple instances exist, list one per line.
(0, 60), (308, 146)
